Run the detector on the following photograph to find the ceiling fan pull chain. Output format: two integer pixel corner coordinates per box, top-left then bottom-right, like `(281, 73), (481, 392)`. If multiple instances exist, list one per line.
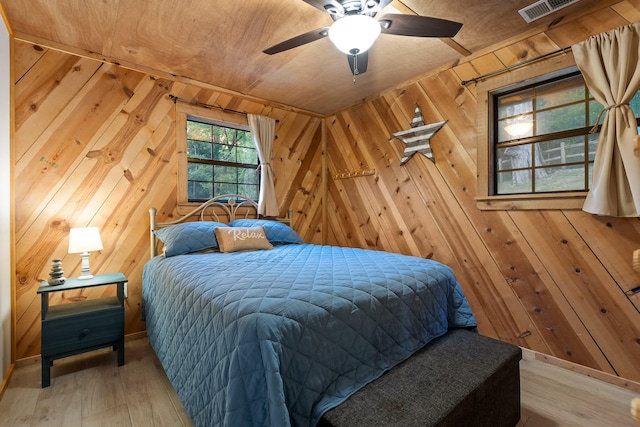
(352, 53), (358, 85)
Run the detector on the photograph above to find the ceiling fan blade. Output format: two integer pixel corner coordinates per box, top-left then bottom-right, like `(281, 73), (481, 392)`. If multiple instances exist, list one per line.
(347, 51), (368, 75)
(378, 14), (462, 38)
(263, 27), (329, 54)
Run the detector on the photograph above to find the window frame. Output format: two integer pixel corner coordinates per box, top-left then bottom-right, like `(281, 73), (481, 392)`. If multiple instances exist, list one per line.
(176, 103), (258, 213)
(475, 53), (589, 210)
(491, 68), (600, 197)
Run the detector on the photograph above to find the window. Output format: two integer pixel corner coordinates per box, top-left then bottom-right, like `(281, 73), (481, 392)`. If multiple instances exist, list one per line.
(186, 118), (259, 202)
(491, 71), (601, 196)
(476, 55), (640, 210)
(175, 103), (259, 210)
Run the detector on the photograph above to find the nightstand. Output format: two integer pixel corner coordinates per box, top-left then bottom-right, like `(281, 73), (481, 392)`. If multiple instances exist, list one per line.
(37, 272), (126, 387)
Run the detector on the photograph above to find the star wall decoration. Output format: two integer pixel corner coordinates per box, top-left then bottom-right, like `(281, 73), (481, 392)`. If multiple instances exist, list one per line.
(392, 105), (446, 165)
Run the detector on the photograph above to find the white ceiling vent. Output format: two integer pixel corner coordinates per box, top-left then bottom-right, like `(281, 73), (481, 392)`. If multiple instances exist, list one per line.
(518, 0), (580, 23)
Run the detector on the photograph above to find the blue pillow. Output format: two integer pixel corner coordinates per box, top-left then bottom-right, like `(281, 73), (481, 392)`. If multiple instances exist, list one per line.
(228, 219), (303, 244)
(153, 221), (229, 257)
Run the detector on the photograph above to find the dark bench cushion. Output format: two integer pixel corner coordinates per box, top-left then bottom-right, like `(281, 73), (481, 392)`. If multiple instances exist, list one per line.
(318, 329), (522, 427)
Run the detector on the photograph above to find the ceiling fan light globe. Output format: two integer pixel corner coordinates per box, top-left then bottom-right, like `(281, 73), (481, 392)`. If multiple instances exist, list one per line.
(328, 15), (381, 55)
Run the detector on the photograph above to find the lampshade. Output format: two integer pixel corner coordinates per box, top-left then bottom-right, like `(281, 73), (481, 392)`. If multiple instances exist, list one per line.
(328, 15), (381, 55)
(68, 227), (103, 254)
(68, 227), (103, 280)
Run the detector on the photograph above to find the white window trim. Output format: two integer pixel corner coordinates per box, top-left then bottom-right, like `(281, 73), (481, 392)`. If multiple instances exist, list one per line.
(475, 52), (588, 211)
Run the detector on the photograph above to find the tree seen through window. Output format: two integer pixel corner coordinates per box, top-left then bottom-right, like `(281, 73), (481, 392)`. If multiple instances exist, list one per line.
(186, 118), (259, 201)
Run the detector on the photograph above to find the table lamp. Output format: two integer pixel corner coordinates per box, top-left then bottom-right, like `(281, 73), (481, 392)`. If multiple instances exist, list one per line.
(68, 227), (103, 279)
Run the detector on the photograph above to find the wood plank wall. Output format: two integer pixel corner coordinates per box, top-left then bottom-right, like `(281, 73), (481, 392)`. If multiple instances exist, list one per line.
(13, 42), (323, 360)
(324, 0), (640, 383)
(11, 0), (640, 387)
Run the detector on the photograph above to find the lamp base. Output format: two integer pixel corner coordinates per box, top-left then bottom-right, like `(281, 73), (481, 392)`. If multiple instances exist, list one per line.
(78, 252), (94, 279)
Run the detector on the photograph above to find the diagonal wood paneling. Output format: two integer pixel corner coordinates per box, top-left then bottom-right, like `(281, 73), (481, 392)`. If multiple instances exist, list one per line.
(13, 41), (322, 360)
(323, 2), (640, 383)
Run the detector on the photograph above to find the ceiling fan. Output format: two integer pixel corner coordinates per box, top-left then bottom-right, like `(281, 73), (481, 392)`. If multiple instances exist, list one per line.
(263, 0), (463, 77)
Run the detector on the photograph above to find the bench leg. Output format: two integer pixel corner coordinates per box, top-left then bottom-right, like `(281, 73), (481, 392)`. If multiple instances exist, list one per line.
(116, 340), (124, 366)
(41, 356), (51, 388)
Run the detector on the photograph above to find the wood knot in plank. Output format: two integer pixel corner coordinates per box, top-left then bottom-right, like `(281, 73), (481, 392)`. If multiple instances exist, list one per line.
(50, 219), (69, 232)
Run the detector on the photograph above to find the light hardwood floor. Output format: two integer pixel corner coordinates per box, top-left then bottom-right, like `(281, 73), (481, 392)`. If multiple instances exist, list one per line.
(0, 338), (638, 426)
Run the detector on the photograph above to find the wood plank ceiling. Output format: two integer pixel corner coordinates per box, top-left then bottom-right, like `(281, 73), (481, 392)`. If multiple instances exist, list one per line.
(1, 0), (606, 115)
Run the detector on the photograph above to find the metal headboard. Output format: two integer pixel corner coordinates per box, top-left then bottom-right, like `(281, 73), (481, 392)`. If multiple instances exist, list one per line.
(149, 194), (292, 257)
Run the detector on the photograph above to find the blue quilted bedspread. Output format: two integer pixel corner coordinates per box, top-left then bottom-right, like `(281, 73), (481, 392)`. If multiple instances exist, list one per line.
(142, 244), (476, 427)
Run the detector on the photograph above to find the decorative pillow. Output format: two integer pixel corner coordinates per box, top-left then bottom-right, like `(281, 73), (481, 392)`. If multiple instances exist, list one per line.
(228, 219), (304, 244)
(153, 221), (228, 257)
(214, 226), (273, 253)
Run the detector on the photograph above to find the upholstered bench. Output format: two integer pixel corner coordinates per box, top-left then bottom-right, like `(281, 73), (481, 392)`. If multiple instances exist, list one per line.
(318, 329), (522, 427)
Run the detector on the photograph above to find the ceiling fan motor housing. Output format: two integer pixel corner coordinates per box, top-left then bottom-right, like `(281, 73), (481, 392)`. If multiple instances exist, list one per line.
(325, 0), (385, 19)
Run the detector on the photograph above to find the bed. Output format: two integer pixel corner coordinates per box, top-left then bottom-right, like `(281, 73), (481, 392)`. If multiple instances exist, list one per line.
(142, 195), (477, 427)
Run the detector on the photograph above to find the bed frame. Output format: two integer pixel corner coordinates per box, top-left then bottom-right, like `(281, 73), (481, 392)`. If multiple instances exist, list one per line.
(149, 194), (292, 258)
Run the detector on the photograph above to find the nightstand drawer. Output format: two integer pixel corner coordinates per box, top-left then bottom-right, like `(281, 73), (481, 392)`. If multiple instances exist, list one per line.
(42, 305), (123, 357)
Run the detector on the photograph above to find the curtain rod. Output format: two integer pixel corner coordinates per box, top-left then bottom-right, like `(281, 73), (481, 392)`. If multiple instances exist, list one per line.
(169, 95), (279, 123)
(169, 94), (248, 117)
(460, 47), (572, 86)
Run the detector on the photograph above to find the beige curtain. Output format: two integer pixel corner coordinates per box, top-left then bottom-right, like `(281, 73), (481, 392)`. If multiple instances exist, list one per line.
(572, 23), (640, 217)
(248, 114), (278, 216)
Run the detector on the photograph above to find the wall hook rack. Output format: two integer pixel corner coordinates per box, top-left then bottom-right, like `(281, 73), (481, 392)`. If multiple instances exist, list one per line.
(333, 168), (376, 180)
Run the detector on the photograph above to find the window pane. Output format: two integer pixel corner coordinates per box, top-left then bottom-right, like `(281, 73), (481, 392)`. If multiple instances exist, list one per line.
(497, 170), (533, 194)
(213, 143), (237, 162)
(237, 167), (258, 184)
(188, 163), (212, 182)
(213, 126), (233, 145)
(498, 114), (533, 142)
(534, 164), (586, 192)
(187, 162), (213, 200)
(589, 100), (604, 127)
(536, 74), (584, 109)
(215, 182), (238, 195)
(187, 121), (212, 141)
(537, 103), (585, 134)
(238, 146), (258, 164)
(236, 130), (254, 148)
(497, 144), (533, 171)
(498, 88), (533, 119)
(214, 165), (238, 183)
(630, 91), (640, 117)
(188, 140), (212, 160)
(536, 136), (585, 167)
(238, 184), (258, 200)
(188, 181), (212, 200)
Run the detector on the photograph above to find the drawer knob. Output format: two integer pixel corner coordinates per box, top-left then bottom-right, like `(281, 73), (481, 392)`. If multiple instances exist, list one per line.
(79, 328), (90, 338)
